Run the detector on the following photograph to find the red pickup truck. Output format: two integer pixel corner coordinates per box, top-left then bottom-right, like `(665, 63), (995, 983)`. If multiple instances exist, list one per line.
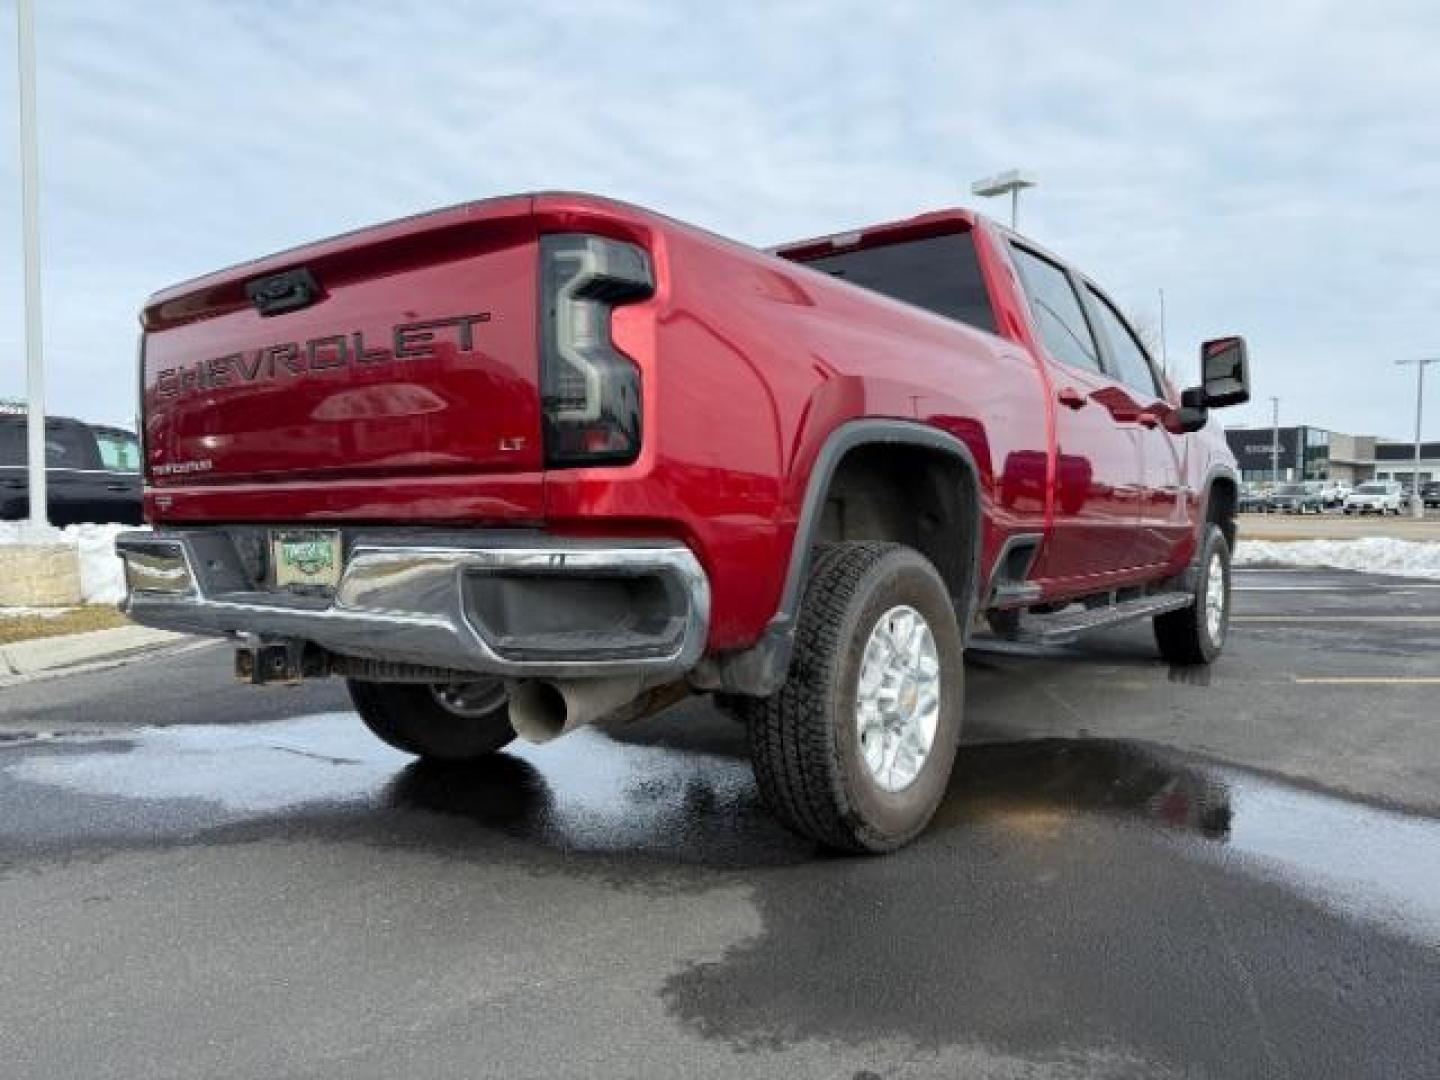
(119, 192), (1250, 852)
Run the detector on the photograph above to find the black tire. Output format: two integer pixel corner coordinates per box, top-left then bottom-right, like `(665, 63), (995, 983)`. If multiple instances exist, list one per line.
(347, 679), (516, 761)
(740, 542), (965, 854)
(1154, 524), (1231, 665)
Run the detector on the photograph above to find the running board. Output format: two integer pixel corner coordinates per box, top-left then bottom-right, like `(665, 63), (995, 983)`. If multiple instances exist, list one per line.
(1014, 592), (1193, 644)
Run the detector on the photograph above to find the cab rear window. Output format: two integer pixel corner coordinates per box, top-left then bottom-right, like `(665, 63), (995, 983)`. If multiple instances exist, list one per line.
(799, 232), (996, 334)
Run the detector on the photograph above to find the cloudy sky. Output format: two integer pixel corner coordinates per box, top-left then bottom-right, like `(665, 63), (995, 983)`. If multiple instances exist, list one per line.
(1, 0), (1438, 437)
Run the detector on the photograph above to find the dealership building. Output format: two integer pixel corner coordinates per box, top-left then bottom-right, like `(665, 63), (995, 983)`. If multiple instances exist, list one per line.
(1224, 425), (1440, 486)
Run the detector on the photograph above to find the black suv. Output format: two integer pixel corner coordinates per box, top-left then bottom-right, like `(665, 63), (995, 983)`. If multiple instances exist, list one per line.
(1422, 481), (1440, 509)
(0, 411), (143, 525)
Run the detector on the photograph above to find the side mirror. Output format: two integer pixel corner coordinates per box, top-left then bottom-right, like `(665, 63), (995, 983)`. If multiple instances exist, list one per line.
(1198, 336), (1250, 407)
(1166, 386), (1209, 434)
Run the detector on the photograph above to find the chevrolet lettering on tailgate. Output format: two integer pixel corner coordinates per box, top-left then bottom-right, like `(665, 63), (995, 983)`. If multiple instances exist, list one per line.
(153, 313), (491, 398)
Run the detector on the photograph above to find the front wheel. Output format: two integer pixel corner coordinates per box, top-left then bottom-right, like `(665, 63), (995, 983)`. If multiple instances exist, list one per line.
(1154, 524), (1231, 665)
(348, 679), (516, 760)
(740, 542), (965, 854)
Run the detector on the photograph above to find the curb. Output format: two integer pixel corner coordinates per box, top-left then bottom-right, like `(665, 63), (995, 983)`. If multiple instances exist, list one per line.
(0, 625), (192, 684)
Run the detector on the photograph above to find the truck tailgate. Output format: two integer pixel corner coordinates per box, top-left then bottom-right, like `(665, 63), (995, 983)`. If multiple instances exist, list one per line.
(140, 197), (542, 500)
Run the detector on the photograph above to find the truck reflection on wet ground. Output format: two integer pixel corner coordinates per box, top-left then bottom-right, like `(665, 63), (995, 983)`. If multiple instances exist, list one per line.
(4, 706), (1439, 1076)
(8, 711), (1437, 929)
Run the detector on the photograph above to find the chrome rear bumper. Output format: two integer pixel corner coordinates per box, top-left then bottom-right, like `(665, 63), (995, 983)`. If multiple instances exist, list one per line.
(116, 529), (709, 678)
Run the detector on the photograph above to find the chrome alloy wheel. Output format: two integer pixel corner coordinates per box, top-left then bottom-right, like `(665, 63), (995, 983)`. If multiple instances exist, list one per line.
(431, 680), (507, 718)
(1205, 552), (1227, 644)
(855, 604), (941, 793)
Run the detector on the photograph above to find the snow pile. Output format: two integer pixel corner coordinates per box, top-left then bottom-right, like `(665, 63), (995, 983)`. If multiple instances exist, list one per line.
(1235, 537), (1440, 580)
(0, 522), (146, 603)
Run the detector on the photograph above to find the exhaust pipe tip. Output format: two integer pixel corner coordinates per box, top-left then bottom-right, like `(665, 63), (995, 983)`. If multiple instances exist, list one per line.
(507, 675), (689, 745)
(508, 680), (570, 744)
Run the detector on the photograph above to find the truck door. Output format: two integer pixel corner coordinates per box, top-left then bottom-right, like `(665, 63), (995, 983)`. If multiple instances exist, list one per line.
(43, 420), (111, 526)
(91, 427), (144, 525)
(1006, 244), (1143, 580)
(1081, 284), (1187, 568)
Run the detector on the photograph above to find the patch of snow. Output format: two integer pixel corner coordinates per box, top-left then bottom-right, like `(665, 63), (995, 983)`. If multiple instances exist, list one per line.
(0, 606), (77, 618)
(0, 522), (147, 603)
(1235, 537), (1440, 580)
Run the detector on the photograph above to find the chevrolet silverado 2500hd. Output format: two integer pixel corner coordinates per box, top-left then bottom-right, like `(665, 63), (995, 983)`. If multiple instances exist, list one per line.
(118, 193), (1250, 853)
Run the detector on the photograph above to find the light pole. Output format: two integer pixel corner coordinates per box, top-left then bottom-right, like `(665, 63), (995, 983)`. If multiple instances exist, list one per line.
(971, 169), (1037, 229)
(16, 0), (47, 532)
(1269, 396), (1281, 485)
(1396, 357), (1438, 519)
(1157, 287), (1169, 381)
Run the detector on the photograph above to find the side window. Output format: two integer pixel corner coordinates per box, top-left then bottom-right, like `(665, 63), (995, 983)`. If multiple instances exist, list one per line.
(0, 421), (23, 467)
(1086, 287), (1162, 399)
(44, 423), (102, 470)
(96, 431), (141, 471)
(1009, 246), (1103, 374)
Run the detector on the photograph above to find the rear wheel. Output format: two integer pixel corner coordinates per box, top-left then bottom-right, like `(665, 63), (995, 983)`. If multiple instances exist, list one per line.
(740, 542), (965, 854)
(348, 679), (516, 760)
(1154, 524), (1231, 665)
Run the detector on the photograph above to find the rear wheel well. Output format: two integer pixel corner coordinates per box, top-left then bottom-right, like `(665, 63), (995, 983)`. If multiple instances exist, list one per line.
(814, 443), (978, 608)
(1206, 476), (1238, 551)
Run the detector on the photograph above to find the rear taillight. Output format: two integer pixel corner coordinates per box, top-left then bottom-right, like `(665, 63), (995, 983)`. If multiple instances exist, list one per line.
(538, 233), (653, 467)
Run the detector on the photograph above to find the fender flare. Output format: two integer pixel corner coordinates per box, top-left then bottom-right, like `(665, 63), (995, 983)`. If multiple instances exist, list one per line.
(1166, 464), (1239, 594)
(690, 418), (985, 696)
(1197, 463), (1240, 547)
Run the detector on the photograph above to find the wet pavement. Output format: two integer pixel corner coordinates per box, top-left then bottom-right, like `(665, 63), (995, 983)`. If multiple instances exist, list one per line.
(1, 566), (1438, 1078)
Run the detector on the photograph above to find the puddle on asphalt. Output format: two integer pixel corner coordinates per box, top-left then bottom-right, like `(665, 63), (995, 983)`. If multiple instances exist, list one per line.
(1, 713), (798, 867)
(940, 739), (1440, 944)
(4, 714), (1439, 939)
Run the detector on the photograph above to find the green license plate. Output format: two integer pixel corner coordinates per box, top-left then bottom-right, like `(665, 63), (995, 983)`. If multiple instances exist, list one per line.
(272, 530), (343, 590)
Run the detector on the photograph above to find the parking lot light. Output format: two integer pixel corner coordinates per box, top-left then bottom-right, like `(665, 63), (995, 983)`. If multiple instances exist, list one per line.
(1396, 358), (1438, 519)
(1269, 397), (1281, 483)
(971, 169), (1037, 228)
(16, 0), (47, 534)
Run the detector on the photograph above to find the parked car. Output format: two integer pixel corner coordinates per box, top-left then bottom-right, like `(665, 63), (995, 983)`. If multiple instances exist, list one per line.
(1306, 479), (1347, 509)
(1238, 482), (1268, 513)
(0, 409), (143, 525)
(1270, 482), (1324, 514)
(117, 192), (1251, 853)
(1344, 481), (1405, 515)
(1421, 481), (1440, 508)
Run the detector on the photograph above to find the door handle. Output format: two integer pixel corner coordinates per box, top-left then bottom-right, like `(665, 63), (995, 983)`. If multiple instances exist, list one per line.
(1057, 387), (1087, 410)
(106, 483), (131, 491)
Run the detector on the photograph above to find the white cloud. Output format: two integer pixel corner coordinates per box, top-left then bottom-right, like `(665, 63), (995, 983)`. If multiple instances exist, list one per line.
(1, 0), (1438, 436)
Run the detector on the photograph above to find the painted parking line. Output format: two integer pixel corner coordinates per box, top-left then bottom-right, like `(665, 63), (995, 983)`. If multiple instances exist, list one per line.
(1291, 676), (1440, 685)
(1234, 567), (1328, 573)
(1232, 615), (1440, 623)
(1234, 586), (1440, 594)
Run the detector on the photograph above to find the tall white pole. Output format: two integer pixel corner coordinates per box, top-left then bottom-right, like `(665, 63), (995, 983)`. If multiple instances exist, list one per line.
(1158, 288), (1169, 380)
(1415, 361), (1425, 519)
(17, 0), (47, 531)
(1397, 358), (1437, 519)
(1270, 396), (1280, 484)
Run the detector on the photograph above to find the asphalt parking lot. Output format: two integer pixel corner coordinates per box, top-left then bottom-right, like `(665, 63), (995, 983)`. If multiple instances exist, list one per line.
(2, 565), (1438, 1078)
